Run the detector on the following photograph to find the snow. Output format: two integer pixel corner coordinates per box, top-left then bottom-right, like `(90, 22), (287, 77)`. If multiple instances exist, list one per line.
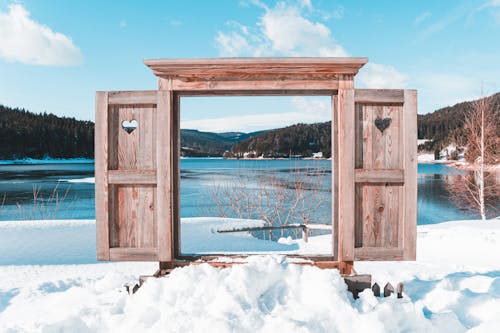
(417, 153), (435, 162)
(1, 218), (500, 332)
(418, 139), (432, 145)
(65, 177), (95, 183)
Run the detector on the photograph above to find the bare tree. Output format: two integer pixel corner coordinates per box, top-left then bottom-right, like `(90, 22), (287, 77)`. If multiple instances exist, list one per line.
(449, 94), (499, 220)
(202, 162), (329, 239)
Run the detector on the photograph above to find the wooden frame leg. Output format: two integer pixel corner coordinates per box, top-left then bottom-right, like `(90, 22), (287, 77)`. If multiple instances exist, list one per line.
(339, 261), (354, 275)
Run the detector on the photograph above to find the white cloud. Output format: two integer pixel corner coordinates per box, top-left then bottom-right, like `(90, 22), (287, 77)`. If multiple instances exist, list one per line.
(215, 1), (406, 89)
(357, 63), (409, 89)
(216, 2), (348, 57)
(181, 112), (314, 133)
(0, 4), (82, 66)
(182, 97), (331, 133)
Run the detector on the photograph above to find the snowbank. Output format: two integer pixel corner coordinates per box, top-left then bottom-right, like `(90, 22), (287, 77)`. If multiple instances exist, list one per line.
(0, 256), (470, 333)
(417, 153), (435, 162)
(65, 177), (95, 183)
(0, 218), (499, 332)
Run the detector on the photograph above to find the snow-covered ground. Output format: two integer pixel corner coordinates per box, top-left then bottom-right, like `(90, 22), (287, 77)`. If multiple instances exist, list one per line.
(417, 153), (435, 162)
(1, 218), (499, 332)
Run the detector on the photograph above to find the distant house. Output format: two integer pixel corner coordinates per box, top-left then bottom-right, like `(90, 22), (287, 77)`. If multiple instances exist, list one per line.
(312, 152), (323, 159)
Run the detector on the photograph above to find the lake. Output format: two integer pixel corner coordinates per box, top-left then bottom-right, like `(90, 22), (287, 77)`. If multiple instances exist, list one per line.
(0, 159), (477, 224)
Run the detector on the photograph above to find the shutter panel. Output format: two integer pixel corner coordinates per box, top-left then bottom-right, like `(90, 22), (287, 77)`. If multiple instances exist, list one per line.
(95, 91), (172, 261)
(352, 89), (417, 260)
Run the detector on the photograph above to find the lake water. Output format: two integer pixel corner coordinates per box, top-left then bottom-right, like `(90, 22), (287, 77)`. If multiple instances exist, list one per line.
(0, 159), (477, 224)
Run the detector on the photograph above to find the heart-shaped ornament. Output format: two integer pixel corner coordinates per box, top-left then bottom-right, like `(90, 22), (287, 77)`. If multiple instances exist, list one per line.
(122, 119), (138, 134)
(374, 117), (391, 133)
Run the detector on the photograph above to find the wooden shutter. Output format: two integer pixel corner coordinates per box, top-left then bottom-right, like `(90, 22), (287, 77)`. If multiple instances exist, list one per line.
(352, 89), (417, 260)
(95, 91), (173, 262)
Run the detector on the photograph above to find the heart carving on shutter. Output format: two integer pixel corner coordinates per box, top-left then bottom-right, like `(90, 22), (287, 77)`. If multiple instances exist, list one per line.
(121, 119), (138, 134)
(374, 117), (391, 133)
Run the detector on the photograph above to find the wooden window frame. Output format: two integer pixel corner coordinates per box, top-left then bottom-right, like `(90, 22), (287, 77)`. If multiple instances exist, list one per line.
(145, 58), (369, 273)
(95, 58), (417, 274)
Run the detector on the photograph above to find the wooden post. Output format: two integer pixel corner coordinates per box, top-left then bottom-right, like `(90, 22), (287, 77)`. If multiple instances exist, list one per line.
(334, 74), (355, 274)
(95, 92), (110, 260)
(301, 226), (308, 243)
(384, 282), (394, 297)
(403, 90), (418, 260)
(157, 79), (174, 263)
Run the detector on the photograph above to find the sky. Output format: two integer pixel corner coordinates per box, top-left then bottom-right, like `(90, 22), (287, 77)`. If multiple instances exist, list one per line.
(0, 0), (499, 133)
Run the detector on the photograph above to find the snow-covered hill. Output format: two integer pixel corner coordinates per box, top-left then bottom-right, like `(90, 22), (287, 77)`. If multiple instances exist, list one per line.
(0, 218), (499, 332)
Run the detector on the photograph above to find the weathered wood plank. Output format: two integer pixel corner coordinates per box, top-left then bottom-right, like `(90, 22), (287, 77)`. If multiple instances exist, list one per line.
(95, 92), (110, 260)
(355, 89), (404, 104)
(137, 186), (156, 248)
(176, 90), (336, 97)
(403, 90), (418, 260)
(117, 186), (136, 247)
(109, 247), (158, 261)
(354, 169), (404, 183)
(384, 184), (399, 247)
(354, 247), (404, 261)
(108, 91), (157, 105)
(108, 170), (157, 184)
(171, 79), (340, 91)
(156, 88), (173, 262)
(145, 57), (368, 79)
(172, 93), (181, 257)
(332, 95), (339, 261)
(337, 89), (355, 261)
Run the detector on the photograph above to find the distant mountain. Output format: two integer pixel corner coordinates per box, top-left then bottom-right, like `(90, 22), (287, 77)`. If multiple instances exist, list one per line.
(417, 92), (500, 153)
(0, 105), (94, 159)
(228, 122), (331, 158)
(180, 129), (267, 157)
(3, 92), (497, 160)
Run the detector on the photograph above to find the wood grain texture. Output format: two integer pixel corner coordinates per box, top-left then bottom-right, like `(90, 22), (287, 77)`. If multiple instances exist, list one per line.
(95, 92), (110, 260)
(156, 89), (174, 262)
(354, 89), (404, 104)
(354, 169), (404, 183)
(354, 247), (404, 261)
(171, 79), (340, 91)
(109, 247), (158, 261)
(353, 89), (417, 260)
(172, 93), (181, 258)
(108, 91), (157, 105)
(144, 58), (368, 80)
(403, 90), (418, 260)
(108, 170), (156, 184)
(332, 95), (340, 261)
(337, 89), (355, 261)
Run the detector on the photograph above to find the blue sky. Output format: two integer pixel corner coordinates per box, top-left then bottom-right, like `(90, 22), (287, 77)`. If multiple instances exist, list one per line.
(0, 0), (499, 132)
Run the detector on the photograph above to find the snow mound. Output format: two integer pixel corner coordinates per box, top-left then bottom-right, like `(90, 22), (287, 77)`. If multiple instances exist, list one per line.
(65, 177), (95, 183)
(0, 256), (457, 333)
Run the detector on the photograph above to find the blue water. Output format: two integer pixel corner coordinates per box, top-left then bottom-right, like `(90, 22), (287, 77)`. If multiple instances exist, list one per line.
(0, 159), (478, 224)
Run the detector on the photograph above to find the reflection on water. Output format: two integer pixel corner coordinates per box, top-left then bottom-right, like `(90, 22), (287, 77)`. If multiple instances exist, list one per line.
(0, 159), (488, 224)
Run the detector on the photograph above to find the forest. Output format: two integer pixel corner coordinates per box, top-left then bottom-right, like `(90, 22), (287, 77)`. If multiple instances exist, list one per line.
(0, 105), (94, 159)
(1, 92), (498, 159)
